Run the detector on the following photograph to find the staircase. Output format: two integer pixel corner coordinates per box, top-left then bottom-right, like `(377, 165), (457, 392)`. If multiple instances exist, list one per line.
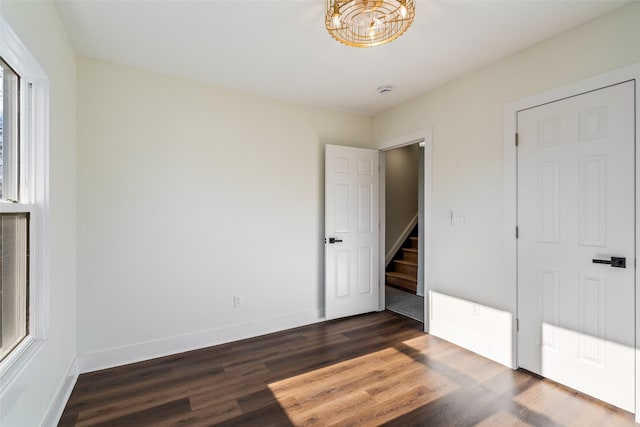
(385, 228), (418, 294)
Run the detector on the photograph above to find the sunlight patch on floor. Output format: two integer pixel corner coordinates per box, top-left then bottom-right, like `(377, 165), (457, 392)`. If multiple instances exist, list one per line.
(268, 345), (459, 426)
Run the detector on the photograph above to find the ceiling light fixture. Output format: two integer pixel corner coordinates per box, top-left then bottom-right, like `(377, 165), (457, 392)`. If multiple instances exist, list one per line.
(325, 0), (415, 48)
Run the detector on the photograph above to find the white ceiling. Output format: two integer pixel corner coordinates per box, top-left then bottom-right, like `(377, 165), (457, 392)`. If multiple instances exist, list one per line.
(55, 0), (630, 115)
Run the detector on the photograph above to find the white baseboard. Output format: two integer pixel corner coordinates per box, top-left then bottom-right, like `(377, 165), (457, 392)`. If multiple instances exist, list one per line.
(385, 213), (418, 266)
(78, 309), (323, 373)
(42, 357), (78, 427)
(428, 291), (513, 368)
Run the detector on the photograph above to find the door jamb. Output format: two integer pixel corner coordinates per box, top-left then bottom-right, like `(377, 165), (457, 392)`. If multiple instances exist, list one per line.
(378, 129), (433, 332)
(503, 63), (640, 419)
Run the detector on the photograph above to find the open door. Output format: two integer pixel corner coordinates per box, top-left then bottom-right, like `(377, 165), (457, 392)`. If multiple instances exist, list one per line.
(325, 144), (380, 320)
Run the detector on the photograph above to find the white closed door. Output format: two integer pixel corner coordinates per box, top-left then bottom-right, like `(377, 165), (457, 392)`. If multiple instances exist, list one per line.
(325, 144), (380, 320)
(517, 81), (635, 411)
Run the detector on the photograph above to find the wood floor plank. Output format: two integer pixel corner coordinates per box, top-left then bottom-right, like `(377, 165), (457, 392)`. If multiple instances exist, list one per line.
(292, 390), (379, 426)
(187, 371), (271, 412)
(66, 365), (219, 410)
(83, 398), (191, 427)
(72, 367), (225, 423)
(58, 311), (638, 426)
(213, 399), (294, 427)
(155, 398), (243, 427)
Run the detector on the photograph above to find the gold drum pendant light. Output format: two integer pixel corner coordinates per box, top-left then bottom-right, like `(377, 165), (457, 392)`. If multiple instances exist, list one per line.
(325, 0), (415, 48)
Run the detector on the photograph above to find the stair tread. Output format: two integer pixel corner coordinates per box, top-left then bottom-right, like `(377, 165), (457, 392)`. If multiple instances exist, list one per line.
(393, 259), (418, 267)
(401, 248), (418, 253)
(387, 283), (418, 294)
(385, 271), (417, 282)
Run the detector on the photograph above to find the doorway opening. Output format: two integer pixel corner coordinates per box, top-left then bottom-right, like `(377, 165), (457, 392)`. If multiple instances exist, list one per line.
(378, 129), (432, 330)
(383, 143), (424, 322)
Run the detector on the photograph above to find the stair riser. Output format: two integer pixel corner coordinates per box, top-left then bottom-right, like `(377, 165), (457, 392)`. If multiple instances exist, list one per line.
(394, 263), (417, 276)
(401, 249), (418, 263)
(409, 237), (418, 249)
(386, 275), (417, 293)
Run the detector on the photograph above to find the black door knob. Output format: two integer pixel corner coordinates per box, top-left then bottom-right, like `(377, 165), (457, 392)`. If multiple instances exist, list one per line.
(592, 257), (626, 268)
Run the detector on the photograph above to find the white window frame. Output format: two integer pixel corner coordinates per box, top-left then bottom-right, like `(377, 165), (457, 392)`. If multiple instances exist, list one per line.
(0, 15), (50, 389)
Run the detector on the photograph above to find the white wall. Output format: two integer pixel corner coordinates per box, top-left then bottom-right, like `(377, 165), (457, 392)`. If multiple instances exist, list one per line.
(0, 1), (77, 426)
(76, 57), (374, 371)
(374, 2), (640, 350)
(2, 2), (636, 423)
(385, 144), (419, 259)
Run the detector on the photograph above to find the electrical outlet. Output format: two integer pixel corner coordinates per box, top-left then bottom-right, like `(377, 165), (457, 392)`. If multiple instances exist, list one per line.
(454, 217), (468, 229)
(234, 295), (243, 308)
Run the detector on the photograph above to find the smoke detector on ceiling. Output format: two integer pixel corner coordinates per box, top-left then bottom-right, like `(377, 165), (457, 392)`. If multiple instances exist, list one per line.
(377, 85), (393, 94)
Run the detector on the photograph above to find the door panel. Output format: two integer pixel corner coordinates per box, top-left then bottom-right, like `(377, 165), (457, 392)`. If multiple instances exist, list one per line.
(517, 81), (635, 411)
(325, 144), (379, 320)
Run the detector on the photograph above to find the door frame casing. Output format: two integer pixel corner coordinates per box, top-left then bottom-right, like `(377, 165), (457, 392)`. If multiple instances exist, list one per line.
(378, 129), (433, 332)
(503, 63), (640, 419)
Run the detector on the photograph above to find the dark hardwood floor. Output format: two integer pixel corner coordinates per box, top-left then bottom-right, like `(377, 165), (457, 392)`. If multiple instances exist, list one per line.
(59, 311), (637, 426)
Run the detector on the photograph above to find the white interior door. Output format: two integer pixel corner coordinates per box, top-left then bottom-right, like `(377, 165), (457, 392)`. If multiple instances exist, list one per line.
(517, 81), (635, 411)
(325, 144), (379, 320)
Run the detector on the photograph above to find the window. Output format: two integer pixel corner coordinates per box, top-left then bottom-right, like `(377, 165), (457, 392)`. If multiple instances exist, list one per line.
(0, 15), (48, 381)
(0, 58), (30, 363)
(0, 58), (27, 361)
(0, 213), (29, 362)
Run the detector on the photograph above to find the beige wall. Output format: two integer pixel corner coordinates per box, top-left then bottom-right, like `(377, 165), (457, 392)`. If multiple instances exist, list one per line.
(385, 144), (419, 258)
(0, 1), (77, 426)
(76, 57), (374, 366)
(374, 2), (640, 312)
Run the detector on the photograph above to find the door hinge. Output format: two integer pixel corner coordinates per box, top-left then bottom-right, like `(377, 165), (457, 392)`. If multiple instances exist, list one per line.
(515, 133), (519, 146)
(516, 318), (520, 332)
(515, 226), (519, 239)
